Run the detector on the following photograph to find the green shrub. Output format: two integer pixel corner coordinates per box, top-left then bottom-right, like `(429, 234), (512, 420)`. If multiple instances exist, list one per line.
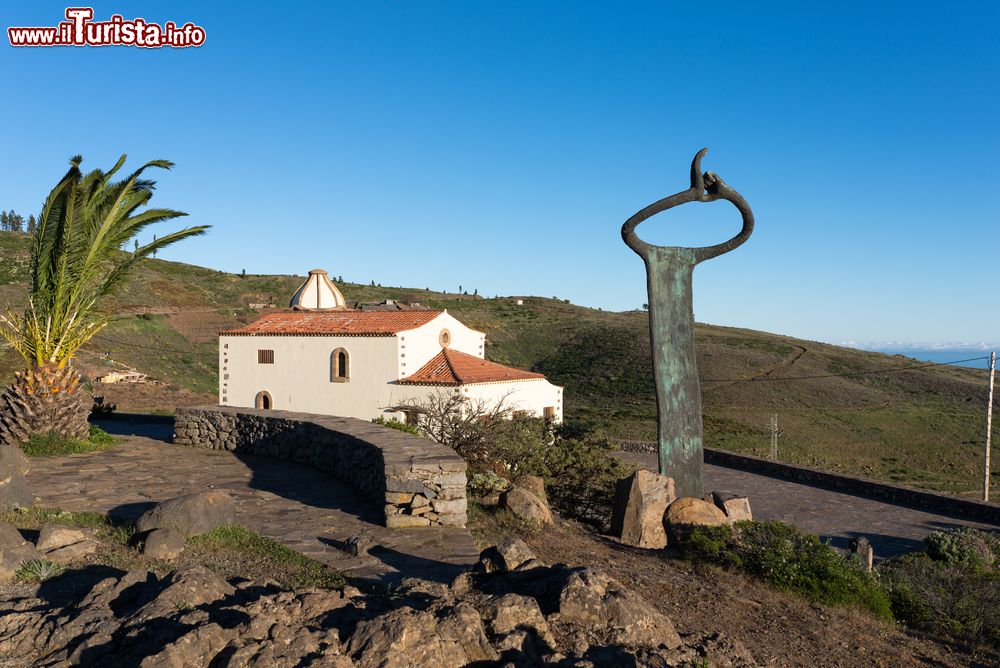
(88, 425), (116, 445)
(508, 426), (633, 529)
(468, 471), (510, 497)
(16, 559), (65, 582)
(679, 521), (892, 621)
(189, 524), (345, 590)
(881, 552), (999, 647)
(372, 417), (421, 436)
(677, 524), (734, 563)
(924, 527), (998, 572)
(22, 426), (116, 456)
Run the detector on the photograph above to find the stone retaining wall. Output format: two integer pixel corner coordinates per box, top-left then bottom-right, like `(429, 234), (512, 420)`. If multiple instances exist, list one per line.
(173, 406), (467, 528)
(612, 439), (999, 525)
(705, 448), (1000, 525)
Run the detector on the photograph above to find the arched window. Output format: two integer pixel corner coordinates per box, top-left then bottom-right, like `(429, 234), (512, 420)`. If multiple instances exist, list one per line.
(331, 348), (350, 382)
(254, 391), (272, 410)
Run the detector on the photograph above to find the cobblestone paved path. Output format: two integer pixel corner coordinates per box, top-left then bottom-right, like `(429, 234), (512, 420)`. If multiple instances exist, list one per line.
(619, 451), (999, 557)
(27, 423), (479, 585)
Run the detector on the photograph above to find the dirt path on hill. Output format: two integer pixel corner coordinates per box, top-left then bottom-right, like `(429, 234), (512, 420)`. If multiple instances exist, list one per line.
(704, 342), (808, 391)
(755, 343), (808, 379)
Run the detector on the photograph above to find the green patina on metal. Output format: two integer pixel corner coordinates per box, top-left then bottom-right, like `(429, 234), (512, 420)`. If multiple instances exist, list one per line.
(621, 148), (754, 498)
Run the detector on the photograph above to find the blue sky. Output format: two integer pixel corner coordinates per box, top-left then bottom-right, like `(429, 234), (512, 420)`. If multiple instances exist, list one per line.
(1, 1), (997, 346)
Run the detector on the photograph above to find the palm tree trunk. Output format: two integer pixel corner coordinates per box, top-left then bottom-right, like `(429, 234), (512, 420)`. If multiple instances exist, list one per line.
(0, 364), (91, 449)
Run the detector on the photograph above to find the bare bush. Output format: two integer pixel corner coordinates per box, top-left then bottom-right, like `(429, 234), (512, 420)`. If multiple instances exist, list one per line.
(392, 391), (630, 528)
(390, 390), (531, 470)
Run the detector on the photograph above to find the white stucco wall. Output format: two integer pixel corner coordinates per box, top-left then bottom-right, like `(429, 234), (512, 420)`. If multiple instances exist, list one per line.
(379, 379), (562, 423)
(221, 334), (401, 419)
(397, 311), (485, 380)
(460, 379), (563, 422)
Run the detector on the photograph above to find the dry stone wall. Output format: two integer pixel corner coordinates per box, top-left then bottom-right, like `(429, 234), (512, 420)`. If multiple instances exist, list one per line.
(173, 406), (467, 528)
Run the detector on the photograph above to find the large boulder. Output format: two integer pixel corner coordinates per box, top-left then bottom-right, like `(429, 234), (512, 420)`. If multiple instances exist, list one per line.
(707, 491), (753, 523)
(36, 524), (99, 562)
(0, 446), (33, 510)
(557, 568), (681, 649)
(0, 522), (41, 580)
(482, 593), (556, 649)
(664, 497), (728, 539)
(136, 491), (236, 537)
(348, 606), (489, 668)
(142, 528), (185, 561)
(500, 487), (553, 526)
(477, 537), (539, 573)
(512, 474), (547, 502)
(610, 470), (675, 549)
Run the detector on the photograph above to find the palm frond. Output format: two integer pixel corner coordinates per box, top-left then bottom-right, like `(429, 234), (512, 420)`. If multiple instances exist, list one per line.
(6, 155), (209, 368)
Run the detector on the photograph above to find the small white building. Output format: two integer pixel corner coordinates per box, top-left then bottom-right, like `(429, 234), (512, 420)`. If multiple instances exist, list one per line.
(219, 269), (563, 422)
(97, 370), (147, 384)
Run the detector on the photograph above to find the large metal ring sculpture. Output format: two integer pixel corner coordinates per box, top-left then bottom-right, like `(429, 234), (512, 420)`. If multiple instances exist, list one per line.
(621, 148), (754, 497)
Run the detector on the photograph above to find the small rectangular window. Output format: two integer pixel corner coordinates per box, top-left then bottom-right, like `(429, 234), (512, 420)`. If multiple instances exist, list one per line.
(258, 349), (274, 364)
(544, 406), (557, 420)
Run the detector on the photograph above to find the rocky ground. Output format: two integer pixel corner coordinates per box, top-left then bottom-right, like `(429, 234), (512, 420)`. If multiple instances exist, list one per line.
(512, 521), (995, 667)
(0, 511), (995, 668)
(1, 452), (995, 666)
(0, 535), (760, 667)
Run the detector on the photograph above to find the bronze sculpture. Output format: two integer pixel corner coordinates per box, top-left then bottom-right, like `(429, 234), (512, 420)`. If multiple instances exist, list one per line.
(622, 148), (754, 498)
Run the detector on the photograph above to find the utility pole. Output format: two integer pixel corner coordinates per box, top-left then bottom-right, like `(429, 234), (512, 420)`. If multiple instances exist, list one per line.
(985, 351), (996, 502)
(770, 414), (779, 460)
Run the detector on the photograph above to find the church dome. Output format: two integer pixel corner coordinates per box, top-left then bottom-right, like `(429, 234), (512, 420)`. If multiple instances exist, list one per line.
(289, 269), (348, 311)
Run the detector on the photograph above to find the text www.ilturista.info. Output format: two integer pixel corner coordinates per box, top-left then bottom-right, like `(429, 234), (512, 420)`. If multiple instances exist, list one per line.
(8, 7), (205, 48)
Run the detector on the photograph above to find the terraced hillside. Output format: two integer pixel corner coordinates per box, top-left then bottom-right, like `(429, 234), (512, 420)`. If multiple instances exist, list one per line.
(0, 232), (995, 497)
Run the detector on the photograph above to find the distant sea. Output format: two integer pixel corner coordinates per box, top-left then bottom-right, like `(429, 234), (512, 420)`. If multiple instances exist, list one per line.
(860, 347), (995, 370)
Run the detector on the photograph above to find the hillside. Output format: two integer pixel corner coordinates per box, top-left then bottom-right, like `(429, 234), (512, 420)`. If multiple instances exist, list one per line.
(0, 232), (995, 498)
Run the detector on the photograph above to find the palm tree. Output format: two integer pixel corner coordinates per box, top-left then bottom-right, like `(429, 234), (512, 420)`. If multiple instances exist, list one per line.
(0, 155), (208, 448)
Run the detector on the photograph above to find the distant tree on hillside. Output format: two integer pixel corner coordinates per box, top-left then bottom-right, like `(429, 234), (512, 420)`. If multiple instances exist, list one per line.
(26, 215), (36, 234)
(241, 268), (246, 278)
(1, 210), (26, 233)
(134, 239), (139, 251)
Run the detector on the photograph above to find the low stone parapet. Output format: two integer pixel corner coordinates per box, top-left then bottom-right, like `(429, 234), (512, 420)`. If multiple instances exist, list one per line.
(173, 406), (467, 528)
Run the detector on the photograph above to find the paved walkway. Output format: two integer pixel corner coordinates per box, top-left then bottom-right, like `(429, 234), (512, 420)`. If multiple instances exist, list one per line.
(26, 422), (479, 585)
(25, 418), (998, 583)
(618, 452), (999, 558)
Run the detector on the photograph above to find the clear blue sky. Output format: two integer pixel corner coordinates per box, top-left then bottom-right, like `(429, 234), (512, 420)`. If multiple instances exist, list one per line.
(2, 1), (997, 346)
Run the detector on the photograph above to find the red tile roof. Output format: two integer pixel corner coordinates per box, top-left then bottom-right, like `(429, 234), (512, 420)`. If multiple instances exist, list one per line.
(398, 348), (545, 386)
(220, 311), (442, 336)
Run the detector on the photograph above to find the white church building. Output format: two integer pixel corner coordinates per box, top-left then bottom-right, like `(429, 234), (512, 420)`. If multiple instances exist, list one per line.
(218, 269), (564, 422)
